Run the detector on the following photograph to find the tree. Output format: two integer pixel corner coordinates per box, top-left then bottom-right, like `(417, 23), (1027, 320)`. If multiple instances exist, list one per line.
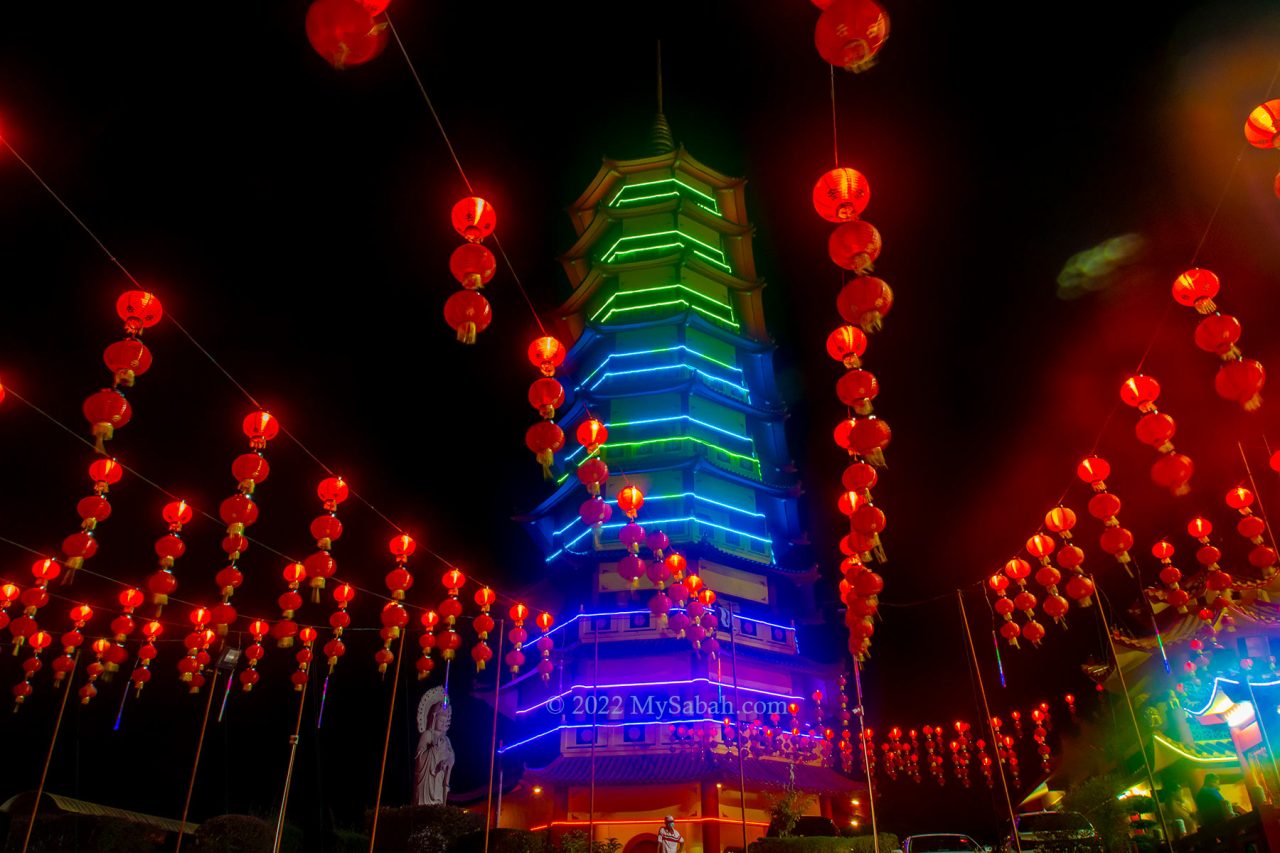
(1061, 773), (1131, 853)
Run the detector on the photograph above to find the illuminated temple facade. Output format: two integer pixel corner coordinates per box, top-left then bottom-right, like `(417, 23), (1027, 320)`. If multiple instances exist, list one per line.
(493, 122), (862, 853)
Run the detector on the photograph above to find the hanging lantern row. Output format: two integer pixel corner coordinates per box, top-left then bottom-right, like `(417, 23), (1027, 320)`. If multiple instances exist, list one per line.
(1171, 269), (1265, 411)
(525, 336), (566, 478)
(1119, 374), (1195, 494)
(305, 0), (391, 71)
(812, 0), (890, 73)
(1223, 486), (1278, 579)
(814, 164), (891, 663)
(64, 292), (162, 587)
(1243, 98), (1280, 199)
(207, 411), (280, 638)
(444, 196), (497, 344)
(1076, 456), (1135, 575)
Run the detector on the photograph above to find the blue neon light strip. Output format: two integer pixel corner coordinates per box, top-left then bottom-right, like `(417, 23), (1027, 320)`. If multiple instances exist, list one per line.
(547, 515), (773, 563)
(552, 493), (766, 538)
(577, 347), (744, 390)
(517, 677), (803, 715)
(1186, 676), (1280, 716)
(584, 364), (749, 398)
(499, 717), (824, 754)
(537, 609), (795, 640)
(610, 416), (753, 445)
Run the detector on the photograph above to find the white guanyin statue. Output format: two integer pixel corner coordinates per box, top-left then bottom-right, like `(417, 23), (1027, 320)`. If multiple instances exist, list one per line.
(414, 686), (455, 806)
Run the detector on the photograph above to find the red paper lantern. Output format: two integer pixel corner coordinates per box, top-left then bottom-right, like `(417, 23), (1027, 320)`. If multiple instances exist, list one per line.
(1119, 375), (1160, 410)
(618, 485), (645, 518)
(836, 369), (879, 413)
(576, 419), (608, 452)
(305, 0), (388, 70)
(449, 243), (496, 289)
(836, 277), (893, 332)
(82, 389), (132, 450)
(525, 421), (565, 478)
(1245, 99), (1280, 149)
(103, 340), (152, 387)
(1194, 314), (1242, 356)
(828, 221), (882, 272)
(116, 291), (163, 334)
(1151, 453), (1194, 495)
(451, 196), (497, 242)
(1171, 268), (1219, 313)
(243, 411), (280, 445)
(814, 0), (890, 72)
(1215, 359), (1265, 411)
(826, 325), (868, 367)
(527, 378), (565, 418)
(528, 336), (566, 376)
(444, 290), (492, 344)
(813, 168), (871, 222)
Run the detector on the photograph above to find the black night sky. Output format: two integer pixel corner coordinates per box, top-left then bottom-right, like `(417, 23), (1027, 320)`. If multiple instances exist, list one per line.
(1, 0), (1280, 845)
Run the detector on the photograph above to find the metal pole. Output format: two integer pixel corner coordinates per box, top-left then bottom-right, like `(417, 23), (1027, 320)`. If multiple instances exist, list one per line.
(851, 659), (879, 853)
(368, 630), (408, 853)
(20, 651), (78, 853)
(1243, 676), (1280, 791)
(484, 619), (507, 853)
(1092, 581), (1172, 845)
(175, 667), (220, 852)
(273, 668), (311, 853)
(495, 750), (505, 830)
(956, 590), (1021, 853)
(588, 619), (600, 846)
(728, 603), (749, 852)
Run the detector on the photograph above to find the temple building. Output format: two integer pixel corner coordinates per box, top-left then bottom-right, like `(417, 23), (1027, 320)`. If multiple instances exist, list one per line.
(485, 115), (864, 853)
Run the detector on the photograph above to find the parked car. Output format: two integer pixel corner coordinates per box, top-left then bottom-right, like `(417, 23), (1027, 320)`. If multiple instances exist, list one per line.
(998, 810), (1102, 853)
(903, 833), (986, 853)
(765, 815), (840, 837)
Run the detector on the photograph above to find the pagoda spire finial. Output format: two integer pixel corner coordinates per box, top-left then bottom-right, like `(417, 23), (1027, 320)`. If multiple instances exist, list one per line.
(650, 41), (675, 155)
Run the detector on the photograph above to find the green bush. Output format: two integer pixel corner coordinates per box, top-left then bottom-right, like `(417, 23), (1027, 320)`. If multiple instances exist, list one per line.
(453, 828), (552, 853)
(332, 828), (373, 852)
(13, 814), (163, 853)
(195, 815), (272, 852)
(558, 831), (622, 853)
(365, 804), (484, 853)
(749, 835), (899, 853)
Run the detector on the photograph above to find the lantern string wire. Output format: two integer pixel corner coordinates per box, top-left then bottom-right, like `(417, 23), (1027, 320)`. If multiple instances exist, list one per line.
(2, 126), (544, 617)
(384, 13), (548, 337)
(830, 66), (840, 168)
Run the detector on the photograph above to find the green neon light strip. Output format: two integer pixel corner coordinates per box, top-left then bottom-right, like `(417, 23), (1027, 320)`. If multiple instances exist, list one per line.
(600, 300), (740, 330)
(600, 231), (731, 272)
(609, 179), (720, 213)
(1152, 734), (1237, 764)
(589, 283), (736, 325)
(602, 436), (760, 470)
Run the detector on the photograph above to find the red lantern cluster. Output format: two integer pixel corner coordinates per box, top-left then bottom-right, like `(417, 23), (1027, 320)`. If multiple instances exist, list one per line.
(534, 611), (555, 683)
(51, 604), (92, 690)
(472, 587), (496, 672)
(240, 619), (271, 691)
(444, 196), (497, 344)
(1119, 374), (1195, 494)
(1150, 539), (1190, 612)
(146, 498), (191, 613)
(1077, 456), (1135, 575)
(815, 166), (893, 663)
(327, 583), (357, 675)
(506, 603), (528, 674)
(82, 291), (161, 454)
(1171, 268), (1265, 411)
(416, 609), (439, 680)
(1186, 516), (1233, 615)
(10, 558), (62, 657)
(1244, 99), (1280, 198)
(574, 416), (611, 543)
(436, 568), (464, 666)
(305, 0), (389, 70)
(210, 411), (280, 633)
(11, 629), (52, 708)
(1225, 486), (1278, 578)
(814, 0), (890, 73)
(377, 534), (416, 674)
(178, 607), (214, 692)
(525, 336), (567, 478)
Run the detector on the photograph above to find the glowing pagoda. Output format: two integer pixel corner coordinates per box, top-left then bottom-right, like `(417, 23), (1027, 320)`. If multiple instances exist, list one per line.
(497, 117), (862, 853)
